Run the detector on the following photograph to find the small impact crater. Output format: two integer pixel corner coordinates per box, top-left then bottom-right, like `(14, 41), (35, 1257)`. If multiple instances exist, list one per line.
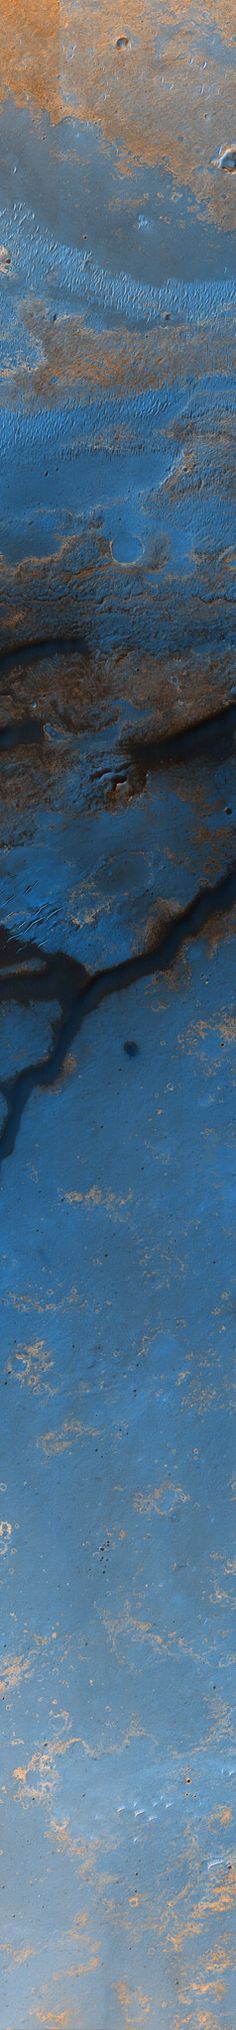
(110, 533), (142, 566)
(116, 35), (131, 49)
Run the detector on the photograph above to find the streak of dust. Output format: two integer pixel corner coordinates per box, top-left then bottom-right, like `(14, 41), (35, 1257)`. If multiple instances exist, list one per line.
(68, 1913), (89, 1936)
(4, 310), (236, 408)
(34, 2014), (72, 2028)
(40, 1416), (101, 1457)
(142, 899), (184, 961)
(205, 1941), (236, 1974)
(0, 1519), (14, 1548)
(46, 1820), (103, 1877)
(133, 1479), (189, 1513)
(96, 1886), (155, 1949)
(0, 1942), (34, 1965)
(191, 2017), (229, 2030)
(205, 904), (236, 958)
(51, 1054), (78, 1097)
(191, 1982), (226, 1997)
(4, 1288), (85, 1314)
(208, 1806), (233, 1826)
(13, 1732), (90, 1806)
(1, 1), (236, 231)
(62, 1948), (100, 1979)
(103, 1604), (207, 1666)
(8, 1337), (54, 1393)
(177, 1377), (218, 1418)
(145, 909), (236, 1002)
(194, 831), (236, 886)
(0, 1638), (72, 1708)
(0, 1652), (31, 1698)
(178, 1014), (236, 1054)
(63, 1186), (133, 1215)
(13, 1720), (139, 1816)
(167, 1870), (236, 1959)
(207, 1871), (236, 1914)
(114, 1981), (151, 2026)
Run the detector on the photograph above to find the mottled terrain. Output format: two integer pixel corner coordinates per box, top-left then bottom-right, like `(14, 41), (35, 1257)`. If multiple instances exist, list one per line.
(0, 6), (235, 2027)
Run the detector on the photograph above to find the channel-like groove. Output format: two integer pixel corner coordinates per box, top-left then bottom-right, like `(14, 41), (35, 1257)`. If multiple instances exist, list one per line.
(0, 861), (235, 1169)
